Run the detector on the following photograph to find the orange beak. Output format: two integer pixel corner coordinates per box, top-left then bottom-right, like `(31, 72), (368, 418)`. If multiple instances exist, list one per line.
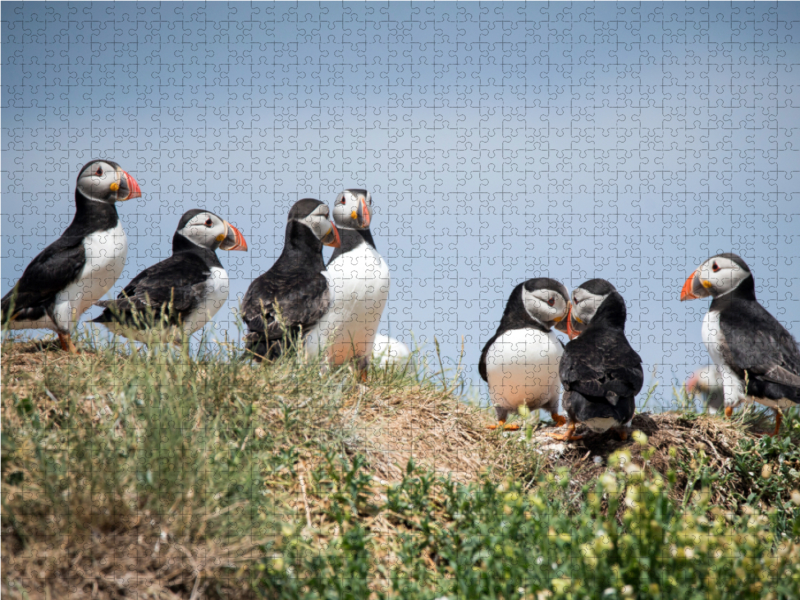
(565, 306), (580, 340)
(360, 196), (371, 228)
(220, 221), (248, 251)
(680, 270), (700, 301)
(123, 170), (142, 200)
(321, 222), (341, 248)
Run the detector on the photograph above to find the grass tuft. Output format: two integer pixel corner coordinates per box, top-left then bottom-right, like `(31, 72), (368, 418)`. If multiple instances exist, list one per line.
(3, 336), (800, 599)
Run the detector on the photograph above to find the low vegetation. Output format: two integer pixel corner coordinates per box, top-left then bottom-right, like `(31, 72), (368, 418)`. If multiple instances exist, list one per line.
(3, 333), (800, 599)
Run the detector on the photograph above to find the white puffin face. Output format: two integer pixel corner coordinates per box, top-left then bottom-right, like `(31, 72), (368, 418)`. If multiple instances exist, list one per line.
(177, 211), (248, 251)
(522, 287), (569, 325)
(570, 287), (610, 326)
(299, 203), (341, 247)
(76, 160), (142, 203)
(332, 189), (372, 229)
(695, 255), (751, 298)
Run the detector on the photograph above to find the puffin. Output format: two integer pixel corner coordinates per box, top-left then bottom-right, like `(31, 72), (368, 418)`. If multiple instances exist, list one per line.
(241, 198), (341, 360)
(549, 279), (643, 441)
(685, 366), (725, 415)
(1, 160), (141, 352)
(92, 209), (247, 343)
(479, 278), (571, 431)
(307, 189), (390, 379)
(681, 253), (800, 435)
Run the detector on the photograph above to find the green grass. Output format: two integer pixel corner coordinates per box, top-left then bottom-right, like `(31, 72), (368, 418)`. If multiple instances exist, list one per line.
(3, 334), (800, 599)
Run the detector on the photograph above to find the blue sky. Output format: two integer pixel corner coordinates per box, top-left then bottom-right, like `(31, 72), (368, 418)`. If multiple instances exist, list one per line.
(3, 2), (800, 410)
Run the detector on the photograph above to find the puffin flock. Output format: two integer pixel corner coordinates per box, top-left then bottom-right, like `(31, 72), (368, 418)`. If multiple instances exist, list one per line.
(3, 160), (800, 438)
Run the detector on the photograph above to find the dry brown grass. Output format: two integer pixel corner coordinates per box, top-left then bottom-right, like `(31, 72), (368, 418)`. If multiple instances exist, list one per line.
(0, 341), (772, 599)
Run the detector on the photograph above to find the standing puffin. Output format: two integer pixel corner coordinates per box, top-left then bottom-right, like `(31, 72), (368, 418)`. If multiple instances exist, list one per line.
(241, 199), (341, 360)
(308, 189), (390, 378)
(681, 253), (800, 435)
(1, 160), (141, 352)
(549, 279), (643, 441)
(92, 209), (247, 343)
(479, 278), (571, 431)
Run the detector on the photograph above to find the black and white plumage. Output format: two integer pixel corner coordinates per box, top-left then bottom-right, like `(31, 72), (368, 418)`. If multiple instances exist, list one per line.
(307, 189), (390, 376)
(1, 160), (141, 352)
(550, 280), (643, 441)
(480, 278), (570, 430)
(681, 253), (800, 434)
(241, 199), (341, 360)
(92, 210), (247, 343)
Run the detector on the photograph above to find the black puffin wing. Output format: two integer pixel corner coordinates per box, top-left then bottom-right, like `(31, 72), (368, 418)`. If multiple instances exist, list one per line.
(603, 362), (645, 398)
(558, 344), (606, 397)
(478, 330), (502, 382)
(719, 303), (800, 386)
(601, 334), (644, 397)
(2, 237), (86, 320)
(243, 271), (330, 339)
(96, 255), (207, 323)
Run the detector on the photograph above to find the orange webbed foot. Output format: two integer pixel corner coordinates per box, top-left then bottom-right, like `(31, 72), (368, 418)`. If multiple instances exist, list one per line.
(544, 422), (583, 441)
(487, 420), (521, 431)
(550, 413), (567, 427)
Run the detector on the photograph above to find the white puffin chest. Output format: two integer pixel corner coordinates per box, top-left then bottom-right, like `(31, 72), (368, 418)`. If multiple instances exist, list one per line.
(310, 241), (391, 364)
(183, 266), (229, 334)
(51, 220), (128, 331)
(702, 310), (726, 366)
(486, 328), (563, 411)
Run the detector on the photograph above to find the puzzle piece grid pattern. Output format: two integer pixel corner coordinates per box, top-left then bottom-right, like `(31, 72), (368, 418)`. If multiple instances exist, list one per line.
(2, 2), (800, 410)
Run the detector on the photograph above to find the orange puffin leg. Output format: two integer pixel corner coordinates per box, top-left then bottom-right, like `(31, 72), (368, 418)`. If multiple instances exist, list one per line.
(545, 421), (583, 441)
(487, 420), (521, 431)
(58, 333), (78, 354)
(549, 412), (567, 427)
(615, 428), (629, 441)
(773, 410), (783, 437)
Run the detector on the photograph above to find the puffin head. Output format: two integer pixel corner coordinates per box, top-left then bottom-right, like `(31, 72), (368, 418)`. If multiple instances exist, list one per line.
(680, 253), (752, 301)
(289, 198), (341, 248)
(76, 160), (142, 204)
(518, 278), (570, 329)
(555, 278), (617, 339)
(333, 189), (371, 230)
(175, 209), (248, 252)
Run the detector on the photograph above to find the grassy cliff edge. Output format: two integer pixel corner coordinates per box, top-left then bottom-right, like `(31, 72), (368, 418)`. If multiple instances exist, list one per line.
(3, 338), (800, 599)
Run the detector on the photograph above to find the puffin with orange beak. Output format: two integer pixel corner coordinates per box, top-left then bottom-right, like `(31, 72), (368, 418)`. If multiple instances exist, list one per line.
(93, 209), (247, 344)
(305, 189), (390, 380)
(1, 160), (141, 352)
(549, 279), (643, 441)
(680, 253), (800, 435)
(242, 199), (341, 360)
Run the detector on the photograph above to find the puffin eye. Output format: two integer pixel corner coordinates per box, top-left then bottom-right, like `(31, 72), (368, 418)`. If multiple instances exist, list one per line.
(95, 167), (104, 177)
(547, 297), (555, 307)
(341, 197), (347, 204)
(205, 218), (213, 227)
(712, 262), (720, 272)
